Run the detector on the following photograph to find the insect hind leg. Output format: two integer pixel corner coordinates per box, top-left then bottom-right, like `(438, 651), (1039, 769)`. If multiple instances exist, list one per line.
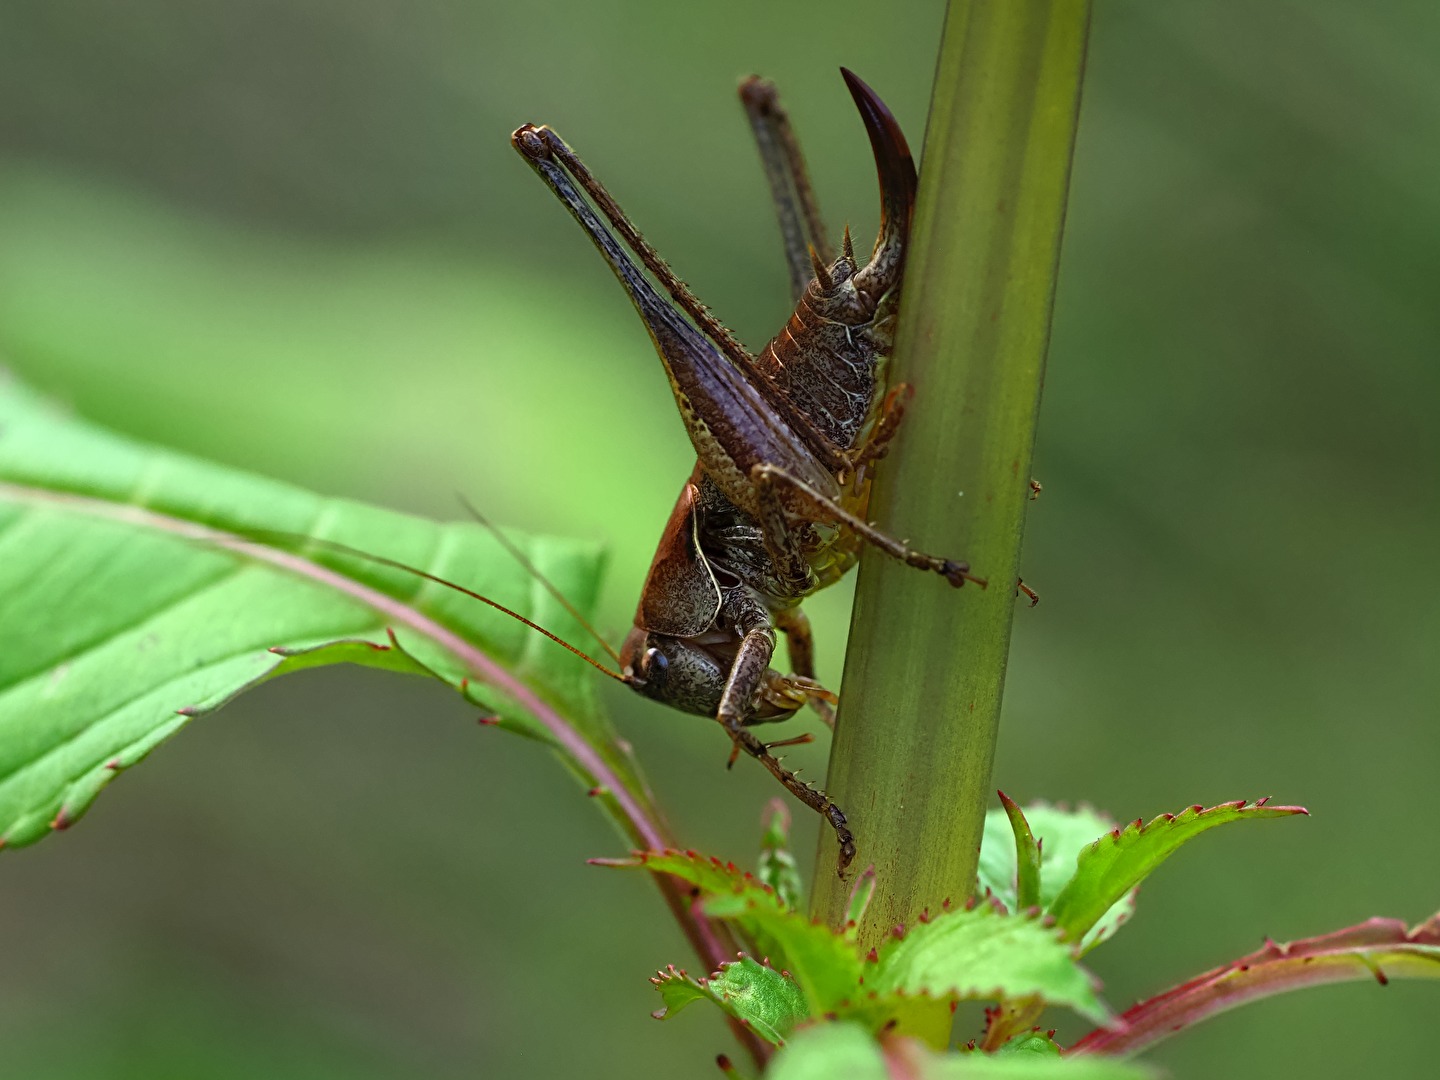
(751, 463), (986, 589)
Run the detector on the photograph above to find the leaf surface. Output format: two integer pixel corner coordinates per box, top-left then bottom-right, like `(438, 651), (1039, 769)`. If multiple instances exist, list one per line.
(1046, 799), (1307, 947)
(652, 955), (808, 1046)
(867, 904), (1110, 1026)
(978, 802), (1132, 952)
(768, 1023), (1154, 1080)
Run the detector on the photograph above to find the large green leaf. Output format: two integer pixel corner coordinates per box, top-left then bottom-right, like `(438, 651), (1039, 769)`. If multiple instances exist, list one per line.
(766, 1023), (1154, 1080)
(866, 903), (1111, 1026)
(0, 376), (644, 849)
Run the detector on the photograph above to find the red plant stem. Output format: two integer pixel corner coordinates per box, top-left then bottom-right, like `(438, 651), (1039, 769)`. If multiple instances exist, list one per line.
(1069, 914), (1440, 1057)
(5, 483), (771, 1069)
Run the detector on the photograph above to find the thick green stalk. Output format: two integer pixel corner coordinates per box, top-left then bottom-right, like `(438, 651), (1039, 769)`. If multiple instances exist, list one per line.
(811, 1), (1092, 940)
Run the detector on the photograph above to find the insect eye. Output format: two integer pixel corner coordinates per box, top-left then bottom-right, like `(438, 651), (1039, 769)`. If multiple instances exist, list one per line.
(641, 647), (669, 685)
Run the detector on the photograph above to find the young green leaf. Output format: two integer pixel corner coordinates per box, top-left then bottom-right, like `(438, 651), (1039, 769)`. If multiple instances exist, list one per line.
(998, 792), (1042, 911)
(993, 1031), (1062, 1056)
(759, 800), (804, 911)
(978, 802), (1134, 951)
(0, 377), (645, 850)
(844, 866), (879, 939)
(1072, 911), (1440, 1057)
(651, 955), (808, 1046)
(866, 903), (1111, 1026)
(1046, 799), (1307, 949)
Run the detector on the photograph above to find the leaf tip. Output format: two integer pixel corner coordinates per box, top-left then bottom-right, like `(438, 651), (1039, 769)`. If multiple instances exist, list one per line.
(586, 854), (641, 868)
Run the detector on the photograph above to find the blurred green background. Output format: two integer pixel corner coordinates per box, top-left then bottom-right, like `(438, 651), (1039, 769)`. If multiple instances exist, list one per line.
(2, 1), (1437, 1077)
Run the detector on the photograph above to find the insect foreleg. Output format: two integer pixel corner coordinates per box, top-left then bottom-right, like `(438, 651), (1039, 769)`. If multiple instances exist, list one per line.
(714, 594), (780, 737)
(709, 592), (854, 871)
(727, 723), (855, 874)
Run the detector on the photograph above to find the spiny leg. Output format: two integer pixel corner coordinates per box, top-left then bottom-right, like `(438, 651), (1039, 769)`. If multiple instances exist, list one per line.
(514, 123), (851, 478)
(714, 605), (851, 870)
(738, 76), (833, 303)
(725, 721), (854, 874)
(520, 126), (745, 363)
(752, 462), (987, 589)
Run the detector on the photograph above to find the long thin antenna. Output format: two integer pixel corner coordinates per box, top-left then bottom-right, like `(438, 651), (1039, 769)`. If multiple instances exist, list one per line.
(455, 495), (622, 664)
(230, 528), (627, 683)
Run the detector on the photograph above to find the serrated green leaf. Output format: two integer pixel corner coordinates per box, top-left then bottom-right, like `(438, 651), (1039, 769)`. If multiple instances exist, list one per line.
(759, 800), (804, 910)
(703, 892), (866, 1015)
(979, 802), (1134, 952)
(601, 849), (864, 1013)
(652, 955), (808, 1046)
(867, 905), (1110, 1025)
(1047, 799), (1307, 948)
(993, 1031), (1062, 1057)
(650, 964), (710, 1018)
(0, 378), (642, 849)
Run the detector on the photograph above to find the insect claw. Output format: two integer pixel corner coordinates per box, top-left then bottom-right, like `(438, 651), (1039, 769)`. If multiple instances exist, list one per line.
(940, 560), (988, 589)
(764, 733), (815, 750)
(511, 124), (550, 161)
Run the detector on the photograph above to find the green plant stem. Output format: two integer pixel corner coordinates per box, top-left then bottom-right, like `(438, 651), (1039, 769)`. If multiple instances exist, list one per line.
(810, 0), (1092, 946)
